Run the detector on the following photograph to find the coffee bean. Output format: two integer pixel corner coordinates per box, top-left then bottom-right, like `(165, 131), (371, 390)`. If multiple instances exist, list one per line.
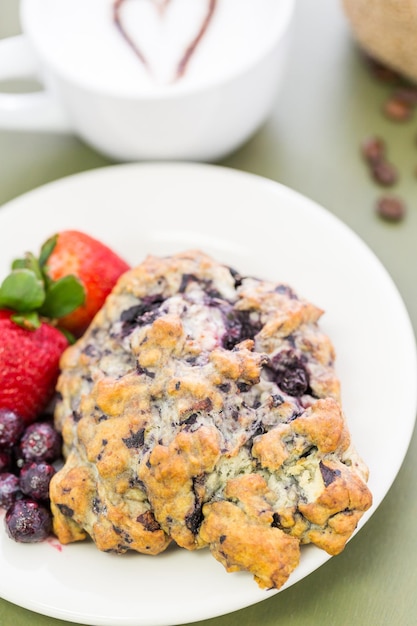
(360, 136), (398, 187)
(383, 95), (414, 122)
(376, 196), (406, 222)
(360, 55), (413, 220)
(361, 136), (385, 163)
(371, 159), (398, 186)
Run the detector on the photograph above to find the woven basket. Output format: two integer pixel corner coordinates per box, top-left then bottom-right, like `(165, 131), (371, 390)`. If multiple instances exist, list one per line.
(342, 0), (417, 83)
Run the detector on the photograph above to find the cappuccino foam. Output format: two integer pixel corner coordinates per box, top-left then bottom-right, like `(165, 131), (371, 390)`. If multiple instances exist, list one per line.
(22, 0), (291, 95)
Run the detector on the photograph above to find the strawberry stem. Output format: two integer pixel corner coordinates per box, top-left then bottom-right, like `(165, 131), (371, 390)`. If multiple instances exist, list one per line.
(0, 235), (86, 331)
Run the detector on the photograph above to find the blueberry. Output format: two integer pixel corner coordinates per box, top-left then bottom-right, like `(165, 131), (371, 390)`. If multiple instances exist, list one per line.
(19, 422), (62, 463)
(120, 295), (165, 337)
(227, 266), (243, 288)
(271, 350), (309, 397)
(5, 499), (52, 543)
(0, 409), (25, 449)
(319, 461), (341, 487)
(0, 473), (22, 508)
(222, 309), (260, 350)
(179, 274), (222, 299)
(179, 273), (199, 293)
(19, 461), (56, 501)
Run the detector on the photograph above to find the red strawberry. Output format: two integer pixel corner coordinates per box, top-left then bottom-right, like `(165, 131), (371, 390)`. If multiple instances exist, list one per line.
(0, 229), (130, 424)
(0, 310), (68, 424)
(45, 230), (130, 336)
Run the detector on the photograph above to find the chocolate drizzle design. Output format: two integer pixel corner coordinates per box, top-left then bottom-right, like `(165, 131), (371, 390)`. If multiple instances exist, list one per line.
(113, 0), (218, 82)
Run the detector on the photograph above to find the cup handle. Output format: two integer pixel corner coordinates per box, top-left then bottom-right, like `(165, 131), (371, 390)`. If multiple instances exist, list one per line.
(0, 34), (72, 132)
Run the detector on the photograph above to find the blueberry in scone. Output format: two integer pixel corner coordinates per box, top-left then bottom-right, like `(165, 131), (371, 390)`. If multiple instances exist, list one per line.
(50, 250), (372, 590)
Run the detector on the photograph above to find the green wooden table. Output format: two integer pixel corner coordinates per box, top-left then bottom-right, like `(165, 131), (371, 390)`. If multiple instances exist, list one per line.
(1, 1), (417, 625)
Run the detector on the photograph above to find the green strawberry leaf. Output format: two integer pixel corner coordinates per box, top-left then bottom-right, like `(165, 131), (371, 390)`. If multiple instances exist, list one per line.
(0, 269), (45, 311)
(11, 310), (41, 330)
(11, 258), (27, 270)
(39, 234), (58, 268)
(40, 275), (85, 319)
(11, 252), (43, 281)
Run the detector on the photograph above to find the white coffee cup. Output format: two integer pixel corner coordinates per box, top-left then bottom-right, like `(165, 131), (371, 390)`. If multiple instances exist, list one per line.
(0, 0), (295, 161)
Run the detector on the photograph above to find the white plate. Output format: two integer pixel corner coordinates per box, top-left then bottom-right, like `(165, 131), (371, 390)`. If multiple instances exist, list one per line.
(0, 162), (416, 626)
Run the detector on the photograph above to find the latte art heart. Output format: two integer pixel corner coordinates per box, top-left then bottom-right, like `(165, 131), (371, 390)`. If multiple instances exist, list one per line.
(113, 0), (218, 83)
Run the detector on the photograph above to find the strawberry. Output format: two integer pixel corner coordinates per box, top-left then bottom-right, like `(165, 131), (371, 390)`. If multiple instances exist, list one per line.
(0, 311), (68, 424)
(44, 230), (130, 337)
(0, 229), (130, 424)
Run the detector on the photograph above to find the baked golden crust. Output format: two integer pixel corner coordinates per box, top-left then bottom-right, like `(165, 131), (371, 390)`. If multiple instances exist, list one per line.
(50, 250), (372, 589)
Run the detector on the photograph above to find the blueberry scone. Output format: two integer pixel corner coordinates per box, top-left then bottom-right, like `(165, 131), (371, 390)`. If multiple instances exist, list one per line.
(50, 250), (372, 590)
